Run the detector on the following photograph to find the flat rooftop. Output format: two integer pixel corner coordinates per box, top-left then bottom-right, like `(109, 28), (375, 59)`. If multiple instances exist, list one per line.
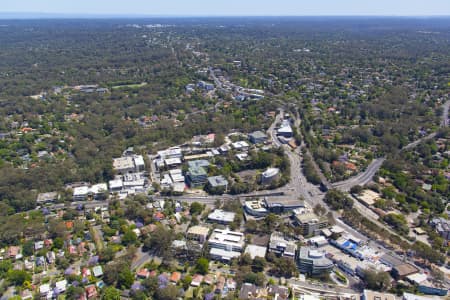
(264, 197), (305, 209)
(187, 226), (210, 236)
(208, 209), (235, 223)
(244, 244), (267, 259)
(113, 156), (134, 170)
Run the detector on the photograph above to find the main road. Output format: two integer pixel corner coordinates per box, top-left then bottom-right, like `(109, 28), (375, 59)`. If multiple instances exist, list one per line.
(332, 158), (386, 192)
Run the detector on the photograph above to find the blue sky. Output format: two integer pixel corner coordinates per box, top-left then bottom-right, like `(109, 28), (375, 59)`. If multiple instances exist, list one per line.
(1, 0), (450, 16)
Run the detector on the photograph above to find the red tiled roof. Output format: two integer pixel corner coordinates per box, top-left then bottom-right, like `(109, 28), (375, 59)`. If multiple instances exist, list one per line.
(170, 272), (181, 282)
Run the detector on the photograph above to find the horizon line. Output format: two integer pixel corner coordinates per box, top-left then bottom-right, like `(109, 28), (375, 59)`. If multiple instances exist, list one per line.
(1, 12), (450, 19)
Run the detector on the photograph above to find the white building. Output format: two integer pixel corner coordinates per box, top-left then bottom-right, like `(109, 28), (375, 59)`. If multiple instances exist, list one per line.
(157, 147), (183, 160)
(231, 141), (250, 150)
(165, 157), (182, 168)
(36, 192), (59, 204)
(169, 169), (185, 183)
(261, 168), (280, 184)
(55, 280), (67, 293)
(39, 284), (51, 297)
(245, 244), (267, 259)
(208, 209), (236, 224)
(90, 183), (108, 199)
(122, 173), (146, 190)
(269, 232), (297, 258)
(160, 174), (173, 189)
(113, 156), (135, 174)
(73, 186), (89, 201)
(109, 179), (123, 192)
(277, 120), (293, 138)
(208, 229), (245, 262)
(113, 155), (145, 174)
(133, 155), (145, 172)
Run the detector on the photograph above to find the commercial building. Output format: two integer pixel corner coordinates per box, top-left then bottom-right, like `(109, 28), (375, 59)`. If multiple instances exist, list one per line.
(244, 199), (269, 218)
(169, 169), (185, 183)
(184, 153), (213, 161)
(330, 235), (365, 260)
(73, 186), (89, 201)
(164, 157), (182, 168)
(133, 155), (145, 172)
(113, 155), (145, 174)
(109, 179), (123, 192)
(207, 175), (229, 191)
(362, 290), (396, 300)
(297, 247), (334, 276)
(208, 229), (245, 262)
(391, 263), (419, 280)
(248, 131), (268, 144)
(244, 244), (267, 259)
(90, 183), (108, 199)
(208, 209), (236, 224)
(160, 174), (173, 190)
(294, 212), (328, 236)
(231, 140), (250, 150)
(268, 232), (297, 259)
(186, 166), (208, 187)
(187, 160), (210, 169)
(122, 173), (146, 191)
(261, 167), (280, 184)
(403, 292), (443, 300)
(219, 144), (231, 154)
(187, 226), (210, 243)
(36, 192), (59, 204)
(277, 120), (293, 138)
(264, 197), (304, 214)
(157, 147), (183, 160)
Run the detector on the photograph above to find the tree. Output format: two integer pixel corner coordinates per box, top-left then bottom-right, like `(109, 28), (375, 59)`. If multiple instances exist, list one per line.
(118, 268), (134, 289)
(7, 269), (32, 286)
(99, 246), (116, 263)
(182, 275), (192, 290)
(22, 240), (34, 256)
(190, 202), (204, 215)
(143, 225), (174, 258)
(362, 269), (391, 291)
(382, 214), (409, 235)
(239, 253), (252, 266)
(262, 213), (280, 232)
(244, 272), (266, 286)
(102, 286), (121, 300)
(143, 276), (158, 296)
(195, 257), (209, 275)
(154, 285), (179, 300)
(252, 257), (266, 273)
(350, 185), (363, 195)
(269, 257), (298, 278)
(103, 261), (127, 286)
(0, 260), (12, 278)
(313, 204), (327, 216)
(53, 237), (64, 249)
(245, 219), (259, 233)
(66, 286), (86, 300)
(122, 230), (137, 246)
(324, 189), (353, 210)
